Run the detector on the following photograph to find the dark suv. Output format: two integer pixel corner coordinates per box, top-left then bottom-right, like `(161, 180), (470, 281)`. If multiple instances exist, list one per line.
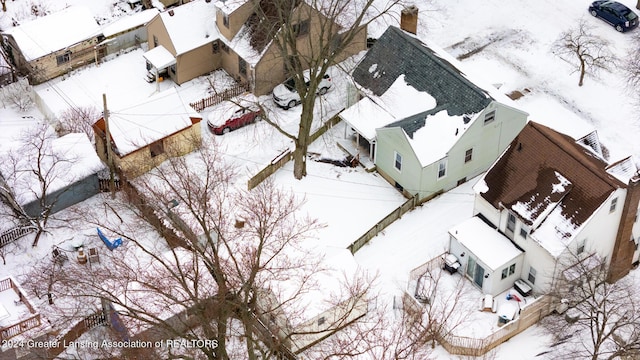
(589, 0), (639, 32)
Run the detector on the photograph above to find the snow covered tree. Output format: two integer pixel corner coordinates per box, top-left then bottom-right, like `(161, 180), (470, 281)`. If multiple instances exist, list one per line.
(1, 123), (78, 246)
(542, 253), (640, 360)
(552, 20), (616, 87)
(253, 0), (408, 179)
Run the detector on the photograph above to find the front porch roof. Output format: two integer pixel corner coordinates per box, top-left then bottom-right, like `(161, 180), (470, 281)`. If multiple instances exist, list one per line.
(449, 216), (522, 271)
(341, 74), (437, 141)
(143, 45), (176, 70)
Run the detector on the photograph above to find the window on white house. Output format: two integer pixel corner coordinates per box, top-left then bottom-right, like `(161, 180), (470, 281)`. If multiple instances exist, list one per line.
(484, 110), (496, 125)
(464, 148), (473, 163)
(394, 152), (402, 171)
(507, 212), (516, 233)
(501, 267), (508, 279)
(528, 266), (537, 284)
(437, 159), (447, 178)
(519, 227), (527, 238)
(577, 239), (585, 254)
(318, 316), (325, 326)
(509, 263), (516, 276)
(610, 197), (618, 213)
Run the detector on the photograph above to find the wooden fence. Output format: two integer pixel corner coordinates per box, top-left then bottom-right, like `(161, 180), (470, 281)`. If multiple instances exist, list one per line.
(246, 112), (342, 190)
(0, 224), (37, 248)
(347, 193), (419, 254)
(189, 83), (249, 112)
(402, 286), (551, 357)
(99, 178), (121, 192)
(437, 295), (552, 356)
(248, 149), (293, 190)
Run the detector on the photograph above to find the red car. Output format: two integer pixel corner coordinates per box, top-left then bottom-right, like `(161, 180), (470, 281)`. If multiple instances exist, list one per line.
(207, 95), (261, 135)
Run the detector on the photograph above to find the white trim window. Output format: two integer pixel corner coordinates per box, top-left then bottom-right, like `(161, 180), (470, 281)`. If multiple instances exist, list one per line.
(464, 148), (473, 163)
(484, 110), (496, 125)
(528, 266), (537, 284)
(610, 197), (618, 213)
(394, 151), (402, 172)
(437, 159), (447, 179)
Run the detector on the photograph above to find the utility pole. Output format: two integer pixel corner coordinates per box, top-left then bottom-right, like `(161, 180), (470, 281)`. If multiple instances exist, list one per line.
(103, 93), (116, 199)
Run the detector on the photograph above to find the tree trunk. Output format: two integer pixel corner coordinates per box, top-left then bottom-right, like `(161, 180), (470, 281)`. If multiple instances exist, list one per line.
(637, 0), (640, 10)
(579, 58), (586, 87)
(292, 100), (315, 179)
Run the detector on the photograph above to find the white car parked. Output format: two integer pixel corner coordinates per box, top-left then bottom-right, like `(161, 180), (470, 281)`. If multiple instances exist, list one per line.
(272, 73), (332, 110)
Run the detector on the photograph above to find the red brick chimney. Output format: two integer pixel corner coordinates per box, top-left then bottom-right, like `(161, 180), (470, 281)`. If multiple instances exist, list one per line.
(400, 5), (418, 35)
(608, 175), (640, 282)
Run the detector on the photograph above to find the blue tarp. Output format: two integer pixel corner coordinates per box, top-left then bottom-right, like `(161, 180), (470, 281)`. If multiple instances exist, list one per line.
(97, 228), (123, 250)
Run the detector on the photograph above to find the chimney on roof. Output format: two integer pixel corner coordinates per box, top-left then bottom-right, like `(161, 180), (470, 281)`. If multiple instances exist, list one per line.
(168, 9), (175, 16)
(400, 5), (419, 35)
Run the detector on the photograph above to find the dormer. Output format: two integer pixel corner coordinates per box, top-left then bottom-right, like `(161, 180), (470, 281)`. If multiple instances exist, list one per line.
(216, 0), (254, 40)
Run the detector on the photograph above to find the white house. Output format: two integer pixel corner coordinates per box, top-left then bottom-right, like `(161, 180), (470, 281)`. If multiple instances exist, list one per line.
(340, 26), (528, 202)
(448, 121), (640, 296)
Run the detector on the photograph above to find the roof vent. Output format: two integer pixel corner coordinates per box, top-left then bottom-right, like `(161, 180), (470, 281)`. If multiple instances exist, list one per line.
(168, 9), (174, 16)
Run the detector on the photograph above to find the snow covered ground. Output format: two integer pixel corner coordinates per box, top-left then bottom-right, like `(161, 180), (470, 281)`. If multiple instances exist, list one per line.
(0, 0), (639, 359)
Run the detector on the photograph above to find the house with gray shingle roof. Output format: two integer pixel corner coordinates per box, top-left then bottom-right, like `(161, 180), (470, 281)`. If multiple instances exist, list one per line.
(447, 121), (640, 296)
(340, 26), (528, 202)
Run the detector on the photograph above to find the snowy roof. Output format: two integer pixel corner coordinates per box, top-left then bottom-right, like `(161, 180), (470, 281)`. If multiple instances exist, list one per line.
(340, 75), (437, 141)
(480, 122), (629, 257)
(158, 0), (219, 55)
(449, 216), (522, 271)
(215, 0), (249, 14)
(394, 109), (477, 166)
(143, 45), (176, 69)
(3, 6), (100, 61)
(102, 8), (159, 38)
(606, 156), (639, 184)
(107, 87), (201, 156)
(270, 246), (362, 327)
(343, 26), (519, 166)
(3, 132), (105, 206)
(352, 26), (492, 116)
(227, 24), (271, 66)
(52, 133), (106, 178)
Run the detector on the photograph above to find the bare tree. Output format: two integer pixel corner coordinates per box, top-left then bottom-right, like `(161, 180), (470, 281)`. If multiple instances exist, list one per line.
(25, 140), (379, 359)
(2, 123), (78, 246)
(306, 263), (475, 359)
(552, 20), (616, 86)
(55, 105), (100, 141)
(542, 253), (640, 360)
(0, 77), (34, 111)
(252, 0), (406, 179)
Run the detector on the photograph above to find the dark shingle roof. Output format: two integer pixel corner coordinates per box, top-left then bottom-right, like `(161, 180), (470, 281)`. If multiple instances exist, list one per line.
(352, 26), (491, 116)
(482, 122), (625, 230)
